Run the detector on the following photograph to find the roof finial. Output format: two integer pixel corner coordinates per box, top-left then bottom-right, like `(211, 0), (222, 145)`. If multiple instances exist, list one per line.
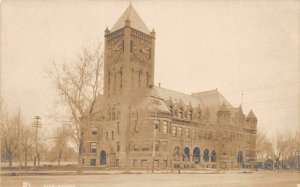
(241, 92), (244, 107)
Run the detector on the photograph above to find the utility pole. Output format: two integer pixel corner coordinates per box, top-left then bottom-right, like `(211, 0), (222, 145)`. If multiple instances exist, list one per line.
(32, 116), (42, 167)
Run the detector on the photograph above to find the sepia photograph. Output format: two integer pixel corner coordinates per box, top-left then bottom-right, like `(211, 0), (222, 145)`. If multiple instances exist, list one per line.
(0, 0), (299, 186)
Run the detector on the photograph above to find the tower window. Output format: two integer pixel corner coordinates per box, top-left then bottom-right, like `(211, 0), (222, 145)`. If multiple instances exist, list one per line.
(130, 40), (133, 53)
(112, 131), (114, 141)
(90, 143), (97, 153)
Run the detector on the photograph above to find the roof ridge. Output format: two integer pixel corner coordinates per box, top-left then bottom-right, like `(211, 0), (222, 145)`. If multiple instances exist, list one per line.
(154, 86), (193, 97)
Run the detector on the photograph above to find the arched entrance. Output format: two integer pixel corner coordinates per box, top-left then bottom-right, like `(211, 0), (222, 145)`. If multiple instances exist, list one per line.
(211, 150), (217, 162)
(183, 147), (190, 161)
(203, 149), (209, 162)
(237, 151), (243, 164)
(193, 147), (200, 164)
(100, 150), (106, 165)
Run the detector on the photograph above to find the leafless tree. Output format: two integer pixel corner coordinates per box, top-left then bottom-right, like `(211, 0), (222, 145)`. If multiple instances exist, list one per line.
(213, 126), (235, 172)
(0, 109), (21, 166)
(47, 42), (103, 174)
(256, 131), (274, 160)
(19, 124), (34, 167)
(274, 130), (290, 171)
(52, 125), (73, 166)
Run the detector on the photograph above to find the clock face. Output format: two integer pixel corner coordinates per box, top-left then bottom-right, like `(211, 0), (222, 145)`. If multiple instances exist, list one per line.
(107, 38), (123, 64)
(132, 39), (151, 63)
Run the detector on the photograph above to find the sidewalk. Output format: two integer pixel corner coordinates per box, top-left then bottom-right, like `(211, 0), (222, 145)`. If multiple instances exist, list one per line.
(0, 168), (249, 176)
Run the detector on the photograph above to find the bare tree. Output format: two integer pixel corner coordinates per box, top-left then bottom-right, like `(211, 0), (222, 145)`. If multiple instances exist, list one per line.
(19, 124), (34, 167)
(47, 43), (103, 174)
(213, 127), (235, 172)
(0, 110), (21, 166)
(52, 125), (73, 166)
(256, 131), (274, 160)
(274, 130), (290, 171)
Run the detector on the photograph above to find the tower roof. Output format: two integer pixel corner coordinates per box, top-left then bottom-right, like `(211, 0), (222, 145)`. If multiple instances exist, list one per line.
(247, 109), (257, 119)
(111, 4), (150, 34)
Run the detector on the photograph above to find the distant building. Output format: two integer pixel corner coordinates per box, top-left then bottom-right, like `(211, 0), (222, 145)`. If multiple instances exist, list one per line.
(82, 4), (257, 169)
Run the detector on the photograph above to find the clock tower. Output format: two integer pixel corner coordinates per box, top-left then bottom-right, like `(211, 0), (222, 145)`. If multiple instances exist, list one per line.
(104, 4), (156, 98)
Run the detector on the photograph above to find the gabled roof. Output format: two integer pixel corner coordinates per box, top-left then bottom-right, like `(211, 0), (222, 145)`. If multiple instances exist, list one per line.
(247, 109), (257, 119)
(111, 4), (150, 34)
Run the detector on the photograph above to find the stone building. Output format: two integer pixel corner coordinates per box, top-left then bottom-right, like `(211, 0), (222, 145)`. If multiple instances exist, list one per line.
(82, 4), (257, 170)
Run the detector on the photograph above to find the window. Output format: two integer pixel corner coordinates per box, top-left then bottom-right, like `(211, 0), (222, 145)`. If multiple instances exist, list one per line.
(117, 122), (120, 134)
(90, 159), (96, 166)
(179, 108), (183, 119)
(155, 141), (160, 151)
(142, 144), (149, 151)
(192, 129), (196, 139)
(153, 119), (160, 130)
(91, 127), (97, 135)
(134, 145), (139, 151)
(112, 131), (114, 141)
(141, 160), (147, 167)
(164, 160), (168, 167)
(172, 126), (177, 136)
(133, 159), (138, 167)
(106, 132), (108, 140)
(185, 128), (189, 138)
(178, 127), (182, 136)
(130, 40), (133, 53)
(116, 159), (119, 167)
(117, 142), (120, 152)
(90, 143), (97, 153)
(163, 123), (168, 134)
(162, 141), (168, 150)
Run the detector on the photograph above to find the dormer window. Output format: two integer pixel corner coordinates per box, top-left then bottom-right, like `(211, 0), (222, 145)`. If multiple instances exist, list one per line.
(188, 110), (192, 121)
(178, 108), (183, 119)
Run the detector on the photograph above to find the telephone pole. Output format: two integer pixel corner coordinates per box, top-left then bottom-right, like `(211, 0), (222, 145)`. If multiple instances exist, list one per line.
(32, 116), (42, 167)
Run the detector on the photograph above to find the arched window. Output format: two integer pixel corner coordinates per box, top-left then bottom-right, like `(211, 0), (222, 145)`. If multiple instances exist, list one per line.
(203, 149), (209, 162)
(193, 147), (200, 164)
(100, 150), (106, 165)
(211, 150), (217, 162)
(237, 151), (243, 163)
(183, 147), (190, 161)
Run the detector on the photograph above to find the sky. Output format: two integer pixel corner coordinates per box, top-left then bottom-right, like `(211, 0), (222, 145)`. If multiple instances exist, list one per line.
(1, 0), (299, 138)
